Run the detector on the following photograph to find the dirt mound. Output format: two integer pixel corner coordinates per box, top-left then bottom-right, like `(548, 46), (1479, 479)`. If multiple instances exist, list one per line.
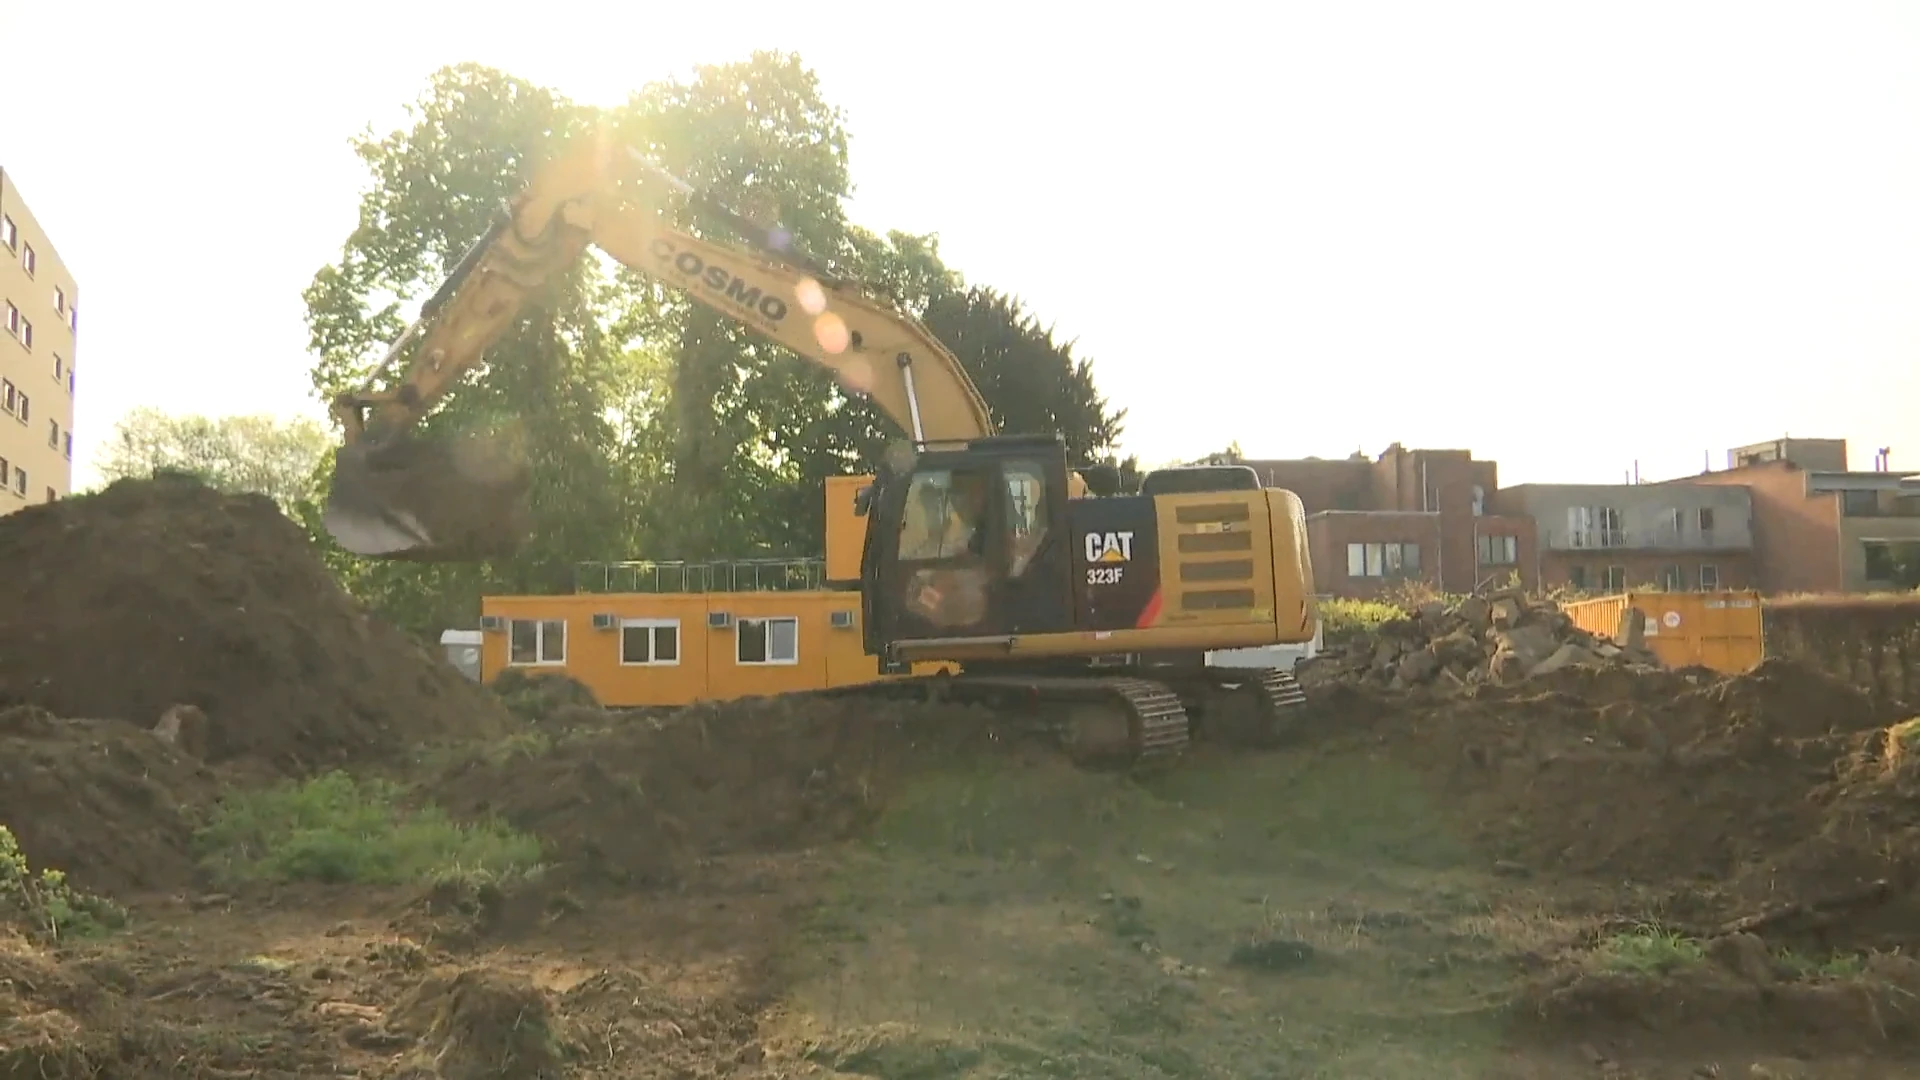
(394, 969), (567, 1080)
(0, 475), (510, 773)
(0, 708), (212, 894)
(1301, 587), (1662, 693)
(1342, 659), (1920, 952)
(431, 695), (1025, 886)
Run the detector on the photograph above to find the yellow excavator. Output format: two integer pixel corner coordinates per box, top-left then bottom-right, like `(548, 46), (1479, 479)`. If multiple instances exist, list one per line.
(326, 132), (1319, 761)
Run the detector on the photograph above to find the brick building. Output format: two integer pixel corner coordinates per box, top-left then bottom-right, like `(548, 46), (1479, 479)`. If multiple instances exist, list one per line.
(1667, 438), (1920, 593)
(1232, 444), (1536, 599)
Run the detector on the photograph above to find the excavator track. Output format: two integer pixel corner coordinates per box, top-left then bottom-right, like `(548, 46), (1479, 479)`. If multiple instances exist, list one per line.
(1252, 667), (1310, 743)
(825, 672), (1191, 765)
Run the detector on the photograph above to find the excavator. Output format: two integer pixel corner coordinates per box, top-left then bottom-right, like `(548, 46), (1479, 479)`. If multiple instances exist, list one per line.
(325, 132), (1319, 762)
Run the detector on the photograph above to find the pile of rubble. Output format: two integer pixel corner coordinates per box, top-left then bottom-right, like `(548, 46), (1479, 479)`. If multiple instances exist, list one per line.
(1297, 589), (1664, 692)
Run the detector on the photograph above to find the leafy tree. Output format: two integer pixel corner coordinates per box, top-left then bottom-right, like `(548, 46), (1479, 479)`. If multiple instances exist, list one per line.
(300, 56), (1136, 634)
(97, 407), (330, 512)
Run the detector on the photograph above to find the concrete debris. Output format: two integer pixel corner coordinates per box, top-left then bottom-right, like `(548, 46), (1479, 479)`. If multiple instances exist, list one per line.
(1298, 588), (1663, 692)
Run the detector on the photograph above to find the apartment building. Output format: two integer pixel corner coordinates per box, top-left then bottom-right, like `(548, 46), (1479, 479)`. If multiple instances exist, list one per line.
(1676, 438), (1920, 593)
(0, 169), (77, 513)
(1490, 483), (1755, 592)
(1231, 444), (1537, 599)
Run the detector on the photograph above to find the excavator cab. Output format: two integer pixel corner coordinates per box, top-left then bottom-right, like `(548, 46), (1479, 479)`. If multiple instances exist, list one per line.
(860, 435), (1079, 668)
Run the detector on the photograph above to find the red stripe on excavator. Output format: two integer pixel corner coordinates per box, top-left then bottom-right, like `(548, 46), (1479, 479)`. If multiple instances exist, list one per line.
(1136, 588), (1163, 628)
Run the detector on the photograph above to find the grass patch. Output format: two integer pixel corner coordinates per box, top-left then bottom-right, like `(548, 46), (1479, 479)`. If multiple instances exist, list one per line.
(1595, 926), (1704, 974)
(1318, 598), (1406, 643)
(195, 771), (542, 886)
(1777, 948), (1867, 979)
(0, 826), (128, 940)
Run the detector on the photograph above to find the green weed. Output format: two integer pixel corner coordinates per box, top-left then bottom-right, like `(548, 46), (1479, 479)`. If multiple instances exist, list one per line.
(194, 771), (542, 887)
(0, 825), (128, 940)
(1595, 926), (1704, 974)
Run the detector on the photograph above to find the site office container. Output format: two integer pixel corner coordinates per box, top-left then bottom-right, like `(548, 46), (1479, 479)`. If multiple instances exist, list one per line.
(1559, 590), (1764, 674)
(478, 590), (949, 707)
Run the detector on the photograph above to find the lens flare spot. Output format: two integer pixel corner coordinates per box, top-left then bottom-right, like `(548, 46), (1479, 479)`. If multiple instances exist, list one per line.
(796, 277), (827, 316)
(839, 357), (875, 394)
(814, 311), (851, 354)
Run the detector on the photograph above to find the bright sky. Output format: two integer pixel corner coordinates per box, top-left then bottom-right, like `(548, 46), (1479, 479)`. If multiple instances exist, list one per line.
(5, 1), (1918, 490)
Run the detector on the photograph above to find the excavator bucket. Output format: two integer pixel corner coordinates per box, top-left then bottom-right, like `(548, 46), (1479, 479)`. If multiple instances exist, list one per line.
(323, 432), (533, 562)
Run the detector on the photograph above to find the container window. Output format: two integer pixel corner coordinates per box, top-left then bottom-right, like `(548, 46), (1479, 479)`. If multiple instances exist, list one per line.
(737, 617), (799, 665)
(507, 618), (566, 665)
(620, 619), (680, 666)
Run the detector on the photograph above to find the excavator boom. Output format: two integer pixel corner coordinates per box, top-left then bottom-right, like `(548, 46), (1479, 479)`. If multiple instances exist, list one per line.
(324, 137), (995, 561)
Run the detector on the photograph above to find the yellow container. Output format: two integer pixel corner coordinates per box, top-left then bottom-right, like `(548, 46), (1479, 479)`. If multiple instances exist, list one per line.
(1559, 590), (1764, 674)
(479, 590), (950, 707)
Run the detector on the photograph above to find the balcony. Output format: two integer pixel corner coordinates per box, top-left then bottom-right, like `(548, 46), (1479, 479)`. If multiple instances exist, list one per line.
(1539, 527), (1749, 553)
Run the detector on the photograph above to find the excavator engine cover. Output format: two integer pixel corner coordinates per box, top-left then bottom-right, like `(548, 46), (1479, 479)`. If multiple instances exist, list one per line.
(324, 433), (532, 562)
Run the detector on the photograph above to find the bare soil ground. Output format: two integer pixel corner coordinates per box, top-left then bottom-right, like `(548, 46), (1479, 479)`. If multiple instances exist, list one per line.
(7, 477), (1920, 1078)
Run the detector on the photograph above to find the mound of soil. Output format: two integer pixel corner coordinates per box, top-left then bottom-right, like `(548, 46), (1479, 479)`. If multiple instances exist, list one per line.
(1353, 659), (1920, 951)
(431, 695), (1023, 886)
(0, 707), (212, 893)
(0, 475), (510, 773)
(394, 969), (567, 1080)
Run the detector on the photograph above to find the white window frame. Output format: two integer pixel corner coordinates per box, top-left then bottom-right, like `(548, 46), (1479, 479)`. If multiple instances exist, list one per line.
(1603, 565), (1626, 591)
(1698, 563), (1719, 590)
(0, 216), (14, 251)
(20, 244), (34, 277)
(52, 354), (62, 382)
(18, 392), (29, 422)
(3, 303), (17, 335)
(506, 617), (567, 667)
(1344, 542), (1422, 579)
(736, 616), (800, 666)
(619, 618), (681, 666)
(62, 432), (71, 459)
(13, 468), (26, 496)
(47, 419), (57, 448)
(1476, 534), (1518, 565)
(18, 318), (29, 351)
(52, 287), (65, 315)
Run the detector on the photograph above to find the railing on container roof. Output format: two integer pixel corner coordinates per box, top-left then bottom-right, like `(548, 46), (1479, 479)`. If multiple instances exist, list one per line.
(574, 557), (827, 595)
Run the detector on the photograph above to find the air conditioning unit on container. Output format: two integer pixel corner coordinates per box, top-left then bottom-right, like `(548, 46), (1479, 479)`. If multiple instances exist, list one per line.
(591, 613), (618, 631)
(829, 610), (856, 629)
(478, 615), (506, 632)
(707, 611), (734, 629)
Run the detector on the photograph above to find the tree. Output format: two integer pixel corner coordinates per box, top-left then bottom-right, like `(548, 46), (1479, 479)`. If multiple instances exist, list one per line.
(300, 57), (1136, 633)
(97, 408), (330, 512)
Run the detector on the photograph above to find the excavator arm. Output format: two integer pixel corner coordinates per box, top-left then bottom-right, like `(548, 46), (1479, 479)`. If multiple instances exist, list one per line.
(325, 137), (997, 561)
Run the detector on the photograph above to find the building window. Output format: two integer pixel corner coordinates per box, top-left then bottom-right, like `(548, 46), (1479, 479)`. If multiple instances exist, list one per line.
(507, 618), (567, 666)
(0, 216), (14, 250)
(1698, 507), (1715, 533)
(619, 619), (680, 665)
(17, 319), (29, 351)
(3, 303), (16, 335)
(47, 419), (57, 448)
(737, 616), (799, 665)
(0, 458), (10, 486)
(52, 355), (62, 382)
(52, 287), (65, 315)
(1567, 565), (1589, 589)
(1842, 490), (1879, 517)
(17, 394), (29, 423)
(1, 379), (14, 414)
(62, 432), (71, 459)
(1699, 564), (1719, 590)
(1659, 564), (1683, 591)
(1567, 506), (1624, 548)
(1603, 565), (1626, 591)
(66, 368), (74, 394)
(68, 308), (77, 333)
(13, 468), (26, 497)
(1862, 541), (1920, 589)
(20, 244), (34, 277)
(1476, 534), (1518, 565)
(1345, 542), (1422, 578)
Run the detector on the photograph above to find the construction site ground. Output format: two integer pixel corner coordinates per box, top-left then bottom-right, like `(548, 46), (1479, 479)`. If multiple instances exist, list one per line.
(6, 478), (1920, 1079)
